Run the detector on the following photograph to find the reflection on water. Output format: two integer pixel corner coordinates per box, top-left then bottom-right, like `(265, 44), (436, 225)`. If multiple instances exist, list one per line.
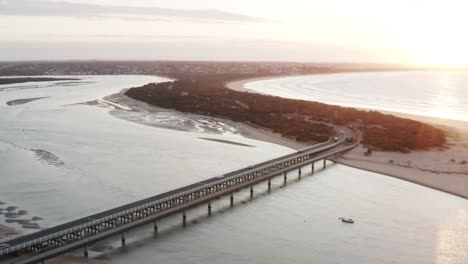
(429, 75), (460, 120)
(436, 209), (468, 264)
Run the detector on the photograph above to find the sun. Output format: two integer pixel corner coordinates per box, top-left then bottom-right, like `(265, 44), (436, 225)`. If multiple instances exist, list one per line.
(415, 44), (468, 68)
(405, 0), (468, 68)
(412, 31), (468, 68)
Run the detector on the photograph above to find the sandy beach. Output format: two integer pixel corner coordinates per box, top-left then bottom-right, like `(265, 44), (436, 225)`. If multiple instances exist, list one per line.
(335, 113), (468, 199)
(226, 75), (305, 93)
(227, 76), (468, 199)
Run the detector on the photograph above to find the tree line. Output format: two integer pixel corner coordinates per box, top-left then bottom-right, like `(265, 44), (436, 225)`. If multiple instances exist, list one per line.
(125, 77), (446, 151)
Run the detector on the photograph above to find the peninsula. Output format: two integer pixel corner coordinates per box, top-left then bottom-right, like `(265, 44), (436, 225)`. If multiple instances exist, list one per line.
(125, 75), (446, 151)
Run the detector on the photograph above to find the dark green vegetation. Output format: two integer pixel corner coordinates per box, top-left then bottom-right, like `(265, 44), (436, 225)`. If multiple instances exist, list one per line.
(0, 77), (79, 85)
(126, 76), (446, 151)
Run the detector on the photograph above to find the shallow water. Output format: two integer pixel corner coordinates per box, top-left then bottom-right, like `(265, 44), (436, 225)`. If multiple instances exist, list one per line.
(245, 71), (468, 121)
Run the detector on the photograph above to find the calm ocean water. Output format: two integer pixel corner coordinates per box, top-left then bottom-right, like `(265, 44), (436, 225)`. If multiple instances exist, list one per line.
(245, 71), (468, 121)
(0, 75), (467, 264)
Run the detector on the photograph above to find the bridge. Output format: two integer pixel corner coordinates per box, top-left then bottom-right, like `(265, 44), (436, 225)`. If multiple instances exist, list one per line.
(0, 128), (357, 264)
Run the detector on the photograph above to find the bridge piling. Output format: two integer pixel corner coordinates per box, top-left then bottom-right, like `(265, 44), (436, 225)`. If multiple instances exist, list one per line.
(208, 203), (212, 216)
(182, 211), (187, 227)
(121, 232), (126, 247)
(84, 246), (88, 258)
(298, 167), (302, 180)
(283, 172), (287, 185)
(268, 179), (271, 192)
(323, 159), (327, 169)
(154, 222), (158, 234)
(250, 186), (254, 199)
(230, 193), (234, 207)
(311, 162), (314, 174)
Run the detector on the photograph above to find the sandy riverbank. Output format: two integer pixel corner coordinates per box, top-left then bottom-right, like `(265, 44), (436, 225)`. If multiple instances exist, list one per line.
(227, 76), (468, 199)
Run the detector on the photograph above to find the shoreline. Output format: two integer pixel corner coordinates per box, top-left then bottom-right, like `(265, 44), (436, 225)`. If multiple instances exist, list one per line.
(226, 74), (306, 93)
(226, 75), (468, 200)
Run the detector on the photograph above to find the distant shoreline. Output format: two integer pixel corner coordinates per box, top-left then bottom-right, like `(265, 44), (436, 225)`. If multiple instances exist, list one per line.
(0, 77), (80, 85)
(226, 75), (468, 199)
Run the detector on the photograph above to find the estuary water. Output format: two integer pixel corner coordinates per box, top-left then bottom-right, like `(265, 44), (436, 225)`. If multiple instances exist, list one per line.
(0, 75), (292, 231)
(244, 71), (468, 122)
(0, 75), (467, 264)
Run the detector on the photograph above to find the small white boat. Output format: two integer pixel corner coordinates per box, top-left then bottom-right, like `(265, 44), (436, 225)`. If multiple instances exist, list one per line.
(339, 217), (354, 224)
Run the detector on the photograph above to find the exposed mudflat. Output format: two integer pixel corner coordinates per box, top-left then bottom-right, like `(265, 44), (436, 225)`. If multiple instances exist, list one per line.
(31, 149), (66, 167)
(6, 97), (49, 106)
(0, 200), (44, 240)
(198, 137), (254, 147)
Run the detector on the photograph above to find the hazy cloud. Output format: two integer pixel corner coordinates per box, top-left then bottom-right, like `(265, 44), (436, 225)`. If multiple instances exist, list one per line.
(43, 33), (210, 39)
(0, 0), (266, 22)
(88, 34), (210, 39)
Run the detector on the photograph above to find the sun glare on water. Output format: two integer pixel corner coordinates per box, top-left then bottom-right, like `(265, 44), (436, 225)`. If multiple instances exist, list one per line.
(405, 0), (468, 67)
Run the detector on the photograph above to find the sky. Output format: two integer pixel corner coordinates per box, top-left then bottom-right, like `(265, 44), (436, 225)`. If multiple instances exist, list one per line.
(1, 0), (468, 66)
